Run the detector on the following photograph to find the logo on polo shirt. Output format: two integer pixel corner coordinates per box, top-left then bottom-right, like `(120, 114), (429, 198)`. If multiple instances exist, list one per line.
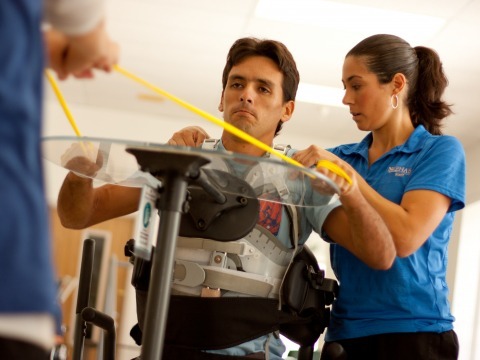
(388, 166), (412, 177)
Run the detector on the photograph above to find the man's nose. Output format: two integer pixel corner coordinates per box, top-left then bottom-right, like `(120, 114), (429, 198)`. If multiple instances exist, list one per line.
(240, 87), (254, 103)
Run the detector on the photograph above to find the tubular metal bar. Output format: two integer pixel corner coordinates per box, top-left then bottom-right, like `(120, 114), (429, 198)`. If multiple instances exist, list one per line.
(72, 239), (95, 360)
(140, 174), (188, 360)
(82, 307), (116, 360)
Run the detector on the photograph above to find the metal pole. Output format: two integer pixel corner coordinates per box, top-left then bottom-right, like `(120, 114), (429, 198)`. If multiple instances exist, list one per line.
(140, 174), (187, 360)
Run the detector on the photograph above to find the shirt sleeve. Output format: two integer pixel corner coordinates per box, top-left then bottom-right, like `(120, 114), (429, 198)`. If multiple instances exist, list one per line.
(305, 198), (341, 243)
(43, 0), (105, 36)
(406, 135), (466, 212)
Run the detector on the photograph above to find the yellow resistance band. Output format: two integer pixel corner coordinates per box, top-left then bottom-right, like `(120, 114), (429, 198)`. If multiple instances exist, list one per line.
(316, 160), (351, 184)
(45, 66), (352, 185)
(45, 70), (82, 137)
(113, 65), (302, 164)
(113, 65), (352, 184)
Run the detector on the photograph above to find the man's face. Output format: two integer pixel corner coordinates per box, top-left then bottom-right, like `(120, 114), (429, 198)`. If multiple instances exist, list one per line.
(219, 56), (293, 144)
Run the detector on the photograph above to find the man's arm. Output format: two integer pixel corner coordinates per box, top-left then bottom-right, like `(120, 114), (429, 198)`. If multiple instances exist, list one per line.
(57, 142), (140, 229)
(57, 125), (209, 230)
(57, 172), (141, 229)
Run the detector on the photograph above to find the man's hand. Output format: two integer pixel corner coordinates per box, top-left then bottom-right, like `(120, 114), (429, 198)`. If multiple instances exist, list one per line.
(60, 142), (103, 177)
(44, 20), (119, 80)
(167, 126), (210, 147)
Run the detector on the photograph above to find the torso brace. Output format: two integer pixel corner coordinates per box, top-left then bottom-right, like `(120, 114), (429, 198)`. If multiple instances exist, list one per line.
(126, 140), (338, 358)
(172, 224), (294, 298)
(169, 139), (298, 299)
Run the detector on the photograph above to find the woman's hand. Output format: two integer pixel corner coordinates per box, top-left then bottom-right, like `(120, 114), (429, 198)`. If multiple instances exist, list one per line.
(293, 145), (357, 197)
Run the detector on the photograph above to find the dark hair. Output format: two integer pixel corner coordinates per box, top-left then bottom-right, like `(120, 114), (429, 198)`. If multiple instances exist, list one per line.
(346, 34), (452, 135)
(222, 37), (300, 136)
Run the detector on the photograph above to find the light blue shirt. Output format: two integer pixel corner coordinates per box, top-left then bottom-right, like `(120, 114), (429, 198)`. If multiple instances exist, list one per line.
(206, 141), (339, 358)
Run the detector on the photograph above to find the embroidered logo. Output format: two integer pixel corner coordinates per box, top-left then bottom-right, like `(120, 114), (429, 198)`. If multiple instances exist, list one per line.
(388, 166), (412, 177)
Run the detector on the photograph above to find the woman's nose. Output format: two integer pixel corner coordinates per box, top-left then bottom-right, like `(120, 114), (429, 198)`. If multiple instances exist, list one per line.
(342, 91), (351, 105)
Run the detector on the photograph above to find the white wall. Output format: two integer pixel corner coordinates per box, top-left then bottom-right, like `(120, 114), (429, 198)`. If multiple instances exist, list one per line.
(452, 200), (480, 360)
(464, 142), (480, 205)
(450, 142), (480, 360)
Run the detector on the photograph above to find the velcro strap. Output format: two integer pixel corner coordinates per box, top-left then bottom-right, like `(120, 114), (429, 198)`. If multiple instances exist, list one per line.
(173, 261), (276, 297)
(177, 237), (254, 255)
(203, 267), (274, 297)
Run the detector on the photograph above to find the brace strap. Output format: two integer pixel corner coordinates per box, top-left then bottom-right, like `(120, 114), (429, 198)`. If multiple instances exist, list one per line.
(173, 261), (278, 298)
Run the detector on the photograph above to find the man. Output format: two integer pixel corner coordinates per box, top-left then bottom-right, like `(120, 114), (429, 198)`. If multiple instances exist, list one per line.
(0, 0), (118, 359)
(57, 37), (394, 359)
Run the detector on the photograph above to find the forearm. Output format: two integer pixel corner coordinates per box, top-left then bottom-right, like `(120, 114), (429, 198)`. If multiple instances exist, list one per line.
(57, 172), (142, 229)
(57, 172), (96, 229)
(340, 190), (396, 269)
(293, 145), (440, 258)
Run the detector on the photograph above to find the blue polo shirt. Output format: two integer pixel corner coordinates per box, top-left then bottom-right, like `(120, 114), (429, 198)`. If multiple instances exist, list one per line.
(0, 1), (57, 316)
(325, 125), (466, 341)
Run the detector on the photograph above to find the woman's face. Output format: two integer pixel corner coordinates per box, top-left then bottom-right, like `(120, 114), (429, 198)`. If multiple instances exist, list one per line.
(341, 55), (394, 131)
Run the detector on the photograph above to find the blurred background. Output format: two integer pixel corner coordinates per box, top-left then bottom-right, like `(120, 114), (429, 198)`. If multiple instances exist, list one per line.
(42, 1), (480, 359)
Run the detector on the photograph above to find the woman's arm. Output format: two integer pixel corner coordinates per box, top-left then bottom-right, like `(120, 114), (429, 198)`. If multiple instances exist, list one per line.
(294, 145), (451, 257)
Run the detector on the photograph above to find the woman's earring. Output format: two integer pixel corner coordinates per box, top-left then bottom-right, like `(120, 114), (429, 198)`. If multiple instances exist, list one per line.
(390, 94), (399, 109)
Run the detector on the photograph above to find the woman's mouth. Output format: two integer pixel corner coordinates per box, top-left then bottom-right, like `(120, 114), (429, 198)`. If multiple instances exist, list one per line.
(351, 112), (361, 120)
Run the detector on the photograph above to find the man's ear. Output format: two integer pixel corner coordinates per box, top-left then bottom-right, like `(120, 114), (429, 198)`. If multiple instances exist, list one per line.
(218, 92), (224, 112)
(281, 100), (295, 123)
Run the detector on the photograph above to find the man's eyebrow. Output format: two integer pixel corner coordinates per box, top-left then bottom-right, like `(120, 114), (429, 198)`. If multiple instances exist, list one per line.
(257, 78), (274, 87)
(228, 74), (245, 82)
(228, 74), (275, 87)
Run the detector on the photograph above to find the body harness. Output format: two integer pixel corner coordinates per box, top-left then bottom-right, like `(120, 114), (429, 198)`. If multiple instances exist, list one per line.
(125, 139), (338, 360)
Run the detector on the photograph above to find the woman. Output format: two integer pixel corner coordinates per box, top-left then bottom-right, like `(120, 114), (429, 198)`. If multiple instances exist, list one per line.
(293, 34), (465, 359)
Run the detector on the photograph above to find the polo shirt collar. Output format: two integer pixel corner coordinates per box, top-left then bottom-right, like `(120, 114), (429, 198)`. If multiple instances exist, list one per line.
(338, 125), (431, 159)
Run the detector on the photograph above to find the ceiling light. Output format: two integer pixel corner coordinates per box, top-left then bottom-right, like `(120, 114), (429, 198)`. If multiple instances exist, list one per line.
(137, 93), (165, 102)
(255, 0), (446, 43)
(296, 83), (345, 107)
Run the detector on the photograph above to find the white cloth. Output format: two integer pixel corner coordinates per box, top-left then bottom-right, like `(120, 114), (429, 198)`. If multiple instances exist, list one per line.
(43, 0), (105, 35)
(0, 314), (55, 350)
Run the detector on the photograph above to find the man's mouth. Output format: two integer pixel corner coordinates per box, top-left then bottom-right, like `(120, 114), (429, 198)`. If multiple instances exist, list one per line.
(233, 108), (254, 117)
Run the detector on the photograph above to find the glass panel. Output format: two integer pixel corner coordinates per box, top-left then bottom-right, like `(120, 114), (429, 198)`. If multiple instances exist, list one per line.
(42, 136), (339, 208)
